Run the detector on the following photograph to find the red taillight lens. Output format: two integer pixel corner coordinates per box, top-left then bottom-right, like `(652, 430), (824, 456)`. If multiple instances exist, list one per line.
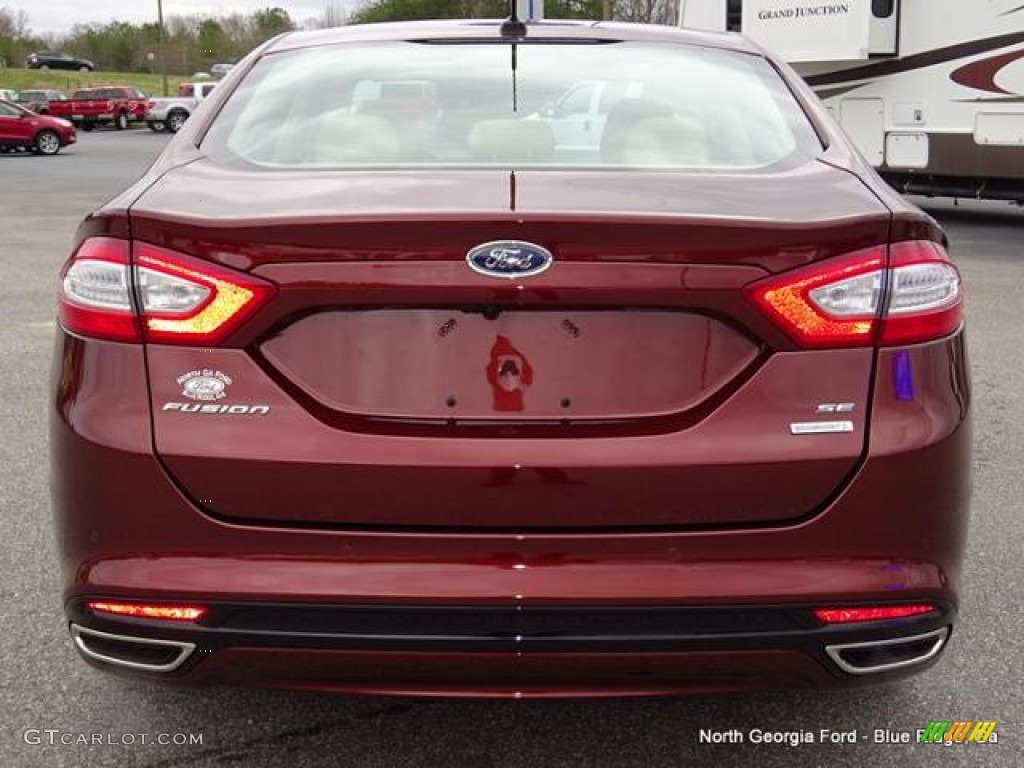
(747, 241), (962, 348)
(748, 247), (885, 348)
(813, 604), (937, 624)
(880, 241), (963, 345)
(134, 243), (275, 344)
(87, 601), (206, 622)
(58, 238), (140, 342)
(58, 238), (274, 344)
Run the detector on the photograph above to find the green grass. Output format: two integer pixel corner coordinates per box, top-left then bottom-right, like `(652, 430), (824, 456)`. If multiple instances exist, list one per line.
(0, 68), (192, 97)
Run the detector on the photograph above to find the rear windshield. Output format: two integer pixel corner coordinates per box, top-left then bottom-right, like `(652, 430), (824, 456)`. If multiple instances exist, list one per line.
(202, 40), (821, 172)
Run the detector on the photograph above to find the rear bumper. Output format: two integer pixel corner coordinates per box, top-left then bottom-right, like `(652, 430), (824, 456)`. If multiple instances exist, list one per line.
(66, 600), (954, 696)
(50, 329), (971, 695)
(73, 642), (842, 697)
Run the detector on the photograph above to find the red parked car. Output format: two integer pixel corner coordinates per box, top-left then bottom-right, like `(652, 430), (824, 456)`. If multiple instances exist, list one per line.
(0, 99), (76, 154)
(52, 19), (970, 696)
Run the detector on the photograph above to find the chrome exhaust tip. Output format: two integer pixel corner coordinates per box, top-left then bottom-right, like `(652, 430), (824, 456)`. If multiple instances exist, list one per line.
(70, 624), (195, 673)
(826, 627), (949, 675)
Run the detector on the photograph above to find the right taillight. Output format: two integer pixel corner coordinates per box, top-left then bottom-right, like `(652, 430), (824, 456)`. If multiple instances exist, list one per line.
(748, 240), (962, 348)
(879, 241), (963, 345)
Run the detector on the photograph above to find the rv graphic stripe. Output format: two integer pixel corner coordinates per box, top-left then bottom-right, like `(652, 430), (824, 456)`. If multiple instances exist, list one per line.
(804, 31), (1024, 87)
(950, 48), (1024, 94)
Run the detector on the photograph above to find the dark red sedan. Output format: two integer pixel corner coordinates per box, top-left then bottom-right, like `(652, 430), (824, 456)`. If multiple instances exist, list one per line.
(51, 19), (970, 696)
(0, 99), (76, 155)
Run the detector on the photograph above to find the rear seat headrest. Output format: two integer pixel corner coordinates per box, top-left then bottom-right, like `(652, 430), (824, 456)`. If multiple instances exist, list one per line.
(313, 112), (402, 163)
(469, 120), (555, 162)
(622, 116), (709, 167)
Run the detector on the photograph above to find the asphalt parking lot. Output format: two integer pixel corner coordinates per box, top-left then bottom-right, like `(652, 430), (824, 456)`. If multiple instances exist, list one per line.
(1, 129), (1022, 767)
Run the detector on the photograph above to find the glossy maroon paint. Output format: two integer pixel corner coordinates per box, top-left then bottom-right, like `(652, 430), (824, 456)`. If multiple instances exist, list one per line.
(51, 19), (970, 696)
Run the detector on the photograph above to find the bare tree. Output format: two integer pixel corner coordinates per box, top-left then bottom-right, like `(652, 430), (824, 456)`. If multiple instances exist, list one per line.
(0, 6), (29, 37)
(613, 0), (679, 24)
(321, 3), (350, 28)
(166, 15), (199, 38)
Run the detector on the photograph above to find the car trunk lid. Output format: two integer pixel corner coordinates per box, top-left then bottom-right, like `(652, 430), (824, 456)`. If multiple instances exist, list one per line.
(135, 160), (889, 530)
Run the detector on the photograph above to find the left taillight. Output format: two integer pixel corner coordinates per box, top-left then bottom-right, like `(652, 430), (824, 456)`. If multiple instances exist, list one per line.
(58, 237), (274, 344)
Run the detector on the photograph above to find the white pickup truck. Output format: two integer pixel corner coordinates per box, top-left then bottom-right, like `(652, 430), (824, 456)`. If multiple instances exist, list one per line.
(145, 82), (217, 134)
(526, 80), (650, 157)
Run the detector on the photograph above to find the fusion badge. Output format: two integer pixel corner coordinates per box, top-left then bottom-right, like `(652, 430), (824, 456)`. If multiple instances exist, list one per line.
(163, 403), (270, 415)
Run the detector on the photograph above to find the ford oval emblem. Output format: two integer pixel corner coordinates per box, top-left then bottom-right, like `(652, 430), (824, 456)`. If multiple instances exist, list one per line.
(466, 240), (553, 279)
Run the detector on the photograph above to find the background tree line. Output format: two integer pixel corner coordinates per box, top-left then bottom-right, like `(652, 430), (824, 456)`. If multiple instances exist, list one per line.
(2, 1), (683, 74)
(351, 1), (682, 24)
(0, 6), (295, 74)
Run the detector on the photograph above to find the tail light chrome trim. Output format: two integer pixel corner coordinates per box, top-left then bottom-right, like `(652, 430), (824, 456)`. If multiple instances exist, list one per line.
(825, 627), (949, 675)
(70, 624), (196, 673)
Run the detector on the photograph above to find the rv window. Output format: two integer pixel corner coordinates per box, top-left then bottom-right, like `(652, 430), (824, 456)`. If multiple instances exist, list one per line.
(872, 0), (895, 18)
(727, 0), (742, 31)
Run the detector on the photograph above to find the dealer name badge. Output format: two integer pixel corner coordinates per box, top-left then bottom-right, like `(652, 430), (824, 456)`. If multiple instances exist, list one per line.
(178, 370), (232, 401)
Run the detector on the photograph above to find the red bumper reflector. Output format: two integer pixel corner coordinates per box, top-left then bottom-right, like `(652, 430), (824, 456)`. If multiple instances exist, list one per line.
(813, 605), (937, 624)
(87, 601), (206, 622)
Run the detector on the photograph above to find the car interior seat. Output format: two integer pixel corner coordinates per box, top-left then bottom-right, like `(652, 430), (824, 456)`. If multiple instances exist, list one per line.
(599, 98), (675, 163)
(622, 116), (710, 167)
(468, 119), (555, 163)
(312, 112), (402, 164)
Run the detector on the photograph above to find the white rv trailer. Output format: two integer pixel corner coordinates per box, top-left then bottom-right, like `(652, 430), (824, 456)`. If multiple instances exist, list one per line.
(679, 0), (1024, 202)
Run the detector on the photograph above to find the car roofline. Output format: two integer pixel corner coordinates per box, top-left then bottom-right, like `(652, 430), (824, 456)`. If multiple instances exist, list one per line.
(266, 19), (761, 57)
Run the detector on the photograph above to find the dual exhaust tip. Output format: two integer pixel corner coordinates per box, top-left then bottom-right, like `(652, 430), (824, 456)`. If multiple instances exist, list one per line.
(70, 623), (949, 677)
(825, 627), (949, 675)
(71, 625), (194, 673)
